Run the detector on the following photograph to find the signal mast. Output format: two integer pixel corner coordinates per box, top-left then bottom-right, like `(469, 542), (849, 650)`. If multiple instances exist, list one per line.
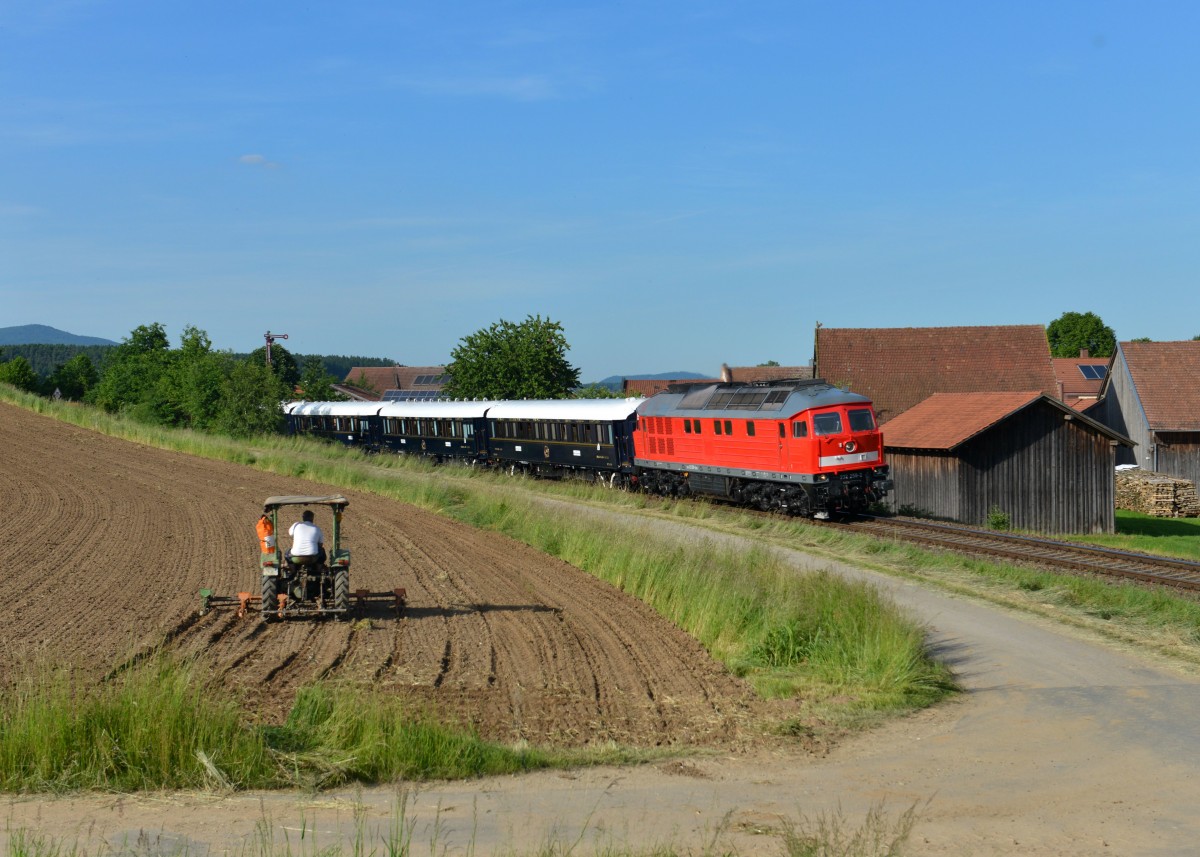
(264, 331), (288, 366)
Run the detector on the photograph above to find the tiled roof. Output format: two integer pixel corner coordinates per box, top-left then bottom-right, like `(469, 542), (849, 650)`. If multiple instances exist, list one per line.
(623, 378), (720, 397)
(882, 391), (1043, 449)
(815, 325), (1058, 423)
(331, 383), (380, 402)
(1051, 357), (1110, 408)
(1121, 341), (1200, 431)
(342, 366), (448, 394)
(882, 391), (1129, 450)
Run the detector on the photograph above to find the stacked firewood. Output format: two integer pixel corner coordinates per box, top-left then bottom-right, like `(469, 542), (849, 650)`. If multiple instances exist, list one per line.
(1115, 469), (1200, 518)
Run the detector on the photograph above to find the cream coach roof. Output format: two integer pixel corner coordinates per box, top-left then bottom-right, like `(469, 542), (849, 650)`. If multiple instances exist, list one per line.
(285, 401), (384, 416)
(484, 399), (642, 421)
(378, 400), (494, 419)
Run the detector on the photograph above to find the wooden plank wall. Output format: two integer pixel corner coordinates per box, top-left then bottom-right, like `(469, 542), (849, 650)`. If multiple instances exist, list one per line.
(887, 403), (1117, 534)
(1155, 433), (1200, 485)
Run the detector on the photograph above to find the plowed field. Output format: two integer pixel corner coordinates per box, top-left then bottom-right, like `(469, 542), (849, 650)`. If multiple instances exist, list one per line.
(1, 403), (770, 747)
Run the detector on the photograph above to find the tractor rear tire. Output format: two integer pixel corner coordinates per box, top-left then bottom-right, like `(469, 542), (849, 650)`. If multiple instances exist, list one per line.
(261, 575), (279, 623)
(333, 568), (350, 616)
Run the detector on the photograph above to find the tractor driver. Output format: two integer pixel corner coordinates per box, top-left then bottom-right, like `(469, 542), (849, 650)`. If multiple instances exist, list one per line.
(287, 509), (327, 567)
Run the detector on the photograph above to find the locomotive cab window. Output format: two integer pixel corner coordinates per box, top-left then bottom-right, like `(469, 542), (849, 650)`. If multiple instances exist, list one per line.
(812, 413), (843, 435)
(714, 420), (723, 435)
(848, 409), (875, 431)
(693, 419), (702, 434)
(684, 420), (692, 434)
(746, 421), (756, 437)
(724, 420), (732, 435)
(792, 420), (808, 438)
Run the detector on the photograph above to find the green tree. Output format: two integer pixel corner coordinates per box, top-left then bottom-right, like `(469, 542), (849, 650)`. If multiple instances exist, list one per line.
(444, 315), (580, 400)
(757, 360), (781, 367)
(47, 353), (99, 400)
(87, 323), (173, 416)
(0, 356), (40, 392)
(167, 325), (230, 430)
(214, 359), (288, 437)
(1131, 336), (1153, 343)
(248, 343), (300, 391)
(1046, 312), (1117, 358)
(299, 355), (340, 401)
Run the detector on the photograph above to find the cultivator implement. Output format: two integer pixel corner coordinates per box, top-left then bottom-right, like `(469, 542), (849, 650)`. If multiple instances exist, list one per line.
(199, 586), (407, 619)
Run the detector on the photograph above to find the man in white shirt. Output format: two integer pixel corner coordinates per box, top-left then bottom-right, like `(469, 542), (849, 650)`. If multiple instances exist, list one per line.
(288, 509), (326, 566)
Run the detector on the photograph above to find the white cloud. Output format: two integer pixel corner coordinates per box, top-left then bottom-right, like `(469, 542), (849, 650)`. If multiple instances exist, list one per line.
(238, 153), (280, 168)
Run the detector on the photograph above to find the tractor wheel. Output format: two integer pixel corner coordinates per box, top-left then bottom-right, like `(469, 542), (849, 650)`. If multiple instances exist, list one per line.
(261, 575), (279, 623)
(333, 568), (350, 616)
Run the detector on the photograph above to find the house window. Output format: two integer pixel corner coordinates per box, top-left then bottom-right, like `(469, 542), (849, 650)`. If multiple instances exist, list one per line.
(792, 421), (808, 438)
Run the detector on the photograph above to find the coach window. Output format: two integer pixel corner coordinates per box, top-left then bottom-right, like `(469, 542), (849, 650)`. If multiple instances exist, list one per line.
(724, 420), (732, 435)
(713, 420), (722, 435)
(746, 421), (756, 437)
(792, 420), (808, 438)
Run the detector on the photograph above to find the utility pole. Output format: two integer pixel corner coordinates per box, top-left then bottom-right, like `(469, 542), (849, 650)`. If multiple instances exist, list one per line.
(264, 331), (288, 366)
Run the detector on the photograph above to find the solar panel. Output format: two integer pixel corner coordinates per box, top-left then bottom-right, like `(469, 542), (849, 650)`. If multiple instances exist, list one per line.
(1077, 365), (1106, 380)
(382, 390), (447, 401)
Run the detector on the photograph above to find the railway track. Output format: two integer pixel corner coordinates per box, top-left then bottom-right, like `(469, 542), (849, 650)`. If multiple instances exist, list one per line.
(827, 515), (1200, 591)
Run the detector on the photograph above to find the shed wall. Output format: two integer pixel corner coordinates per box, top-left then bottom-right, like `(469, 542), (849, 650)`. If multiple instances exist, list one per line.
(887, 403), (1117, 534)
(1155, 433), (1200, 485)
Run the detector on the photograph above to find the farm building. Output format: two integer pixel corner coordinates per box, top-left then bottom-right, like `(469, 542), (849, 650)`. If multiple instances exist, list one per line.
(814, 324), (1059, 423)
(1051, 349), (1110, 412)
(342, 365), (449, 401)
(1096, 341), (1200, 483)
(881, 391), (1132, 534)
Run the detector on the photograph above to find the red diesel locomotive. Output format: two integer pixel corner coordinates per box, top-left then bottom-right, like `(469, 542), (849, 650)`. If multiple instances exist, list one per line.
(633, 379), (892, 517)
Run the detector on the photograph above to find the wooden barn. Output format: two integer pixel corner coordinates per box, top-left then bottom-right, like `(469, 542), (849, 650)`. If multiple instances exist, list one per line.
(1096, 341), (1200, 484)
(882, 391), (1132, 534)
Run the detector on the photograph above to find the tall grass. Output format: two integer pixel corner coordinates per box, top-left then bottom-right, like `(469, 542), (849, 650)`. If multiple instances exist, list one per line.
(0, 654), (579, 792)
(0, 656), (270, 792)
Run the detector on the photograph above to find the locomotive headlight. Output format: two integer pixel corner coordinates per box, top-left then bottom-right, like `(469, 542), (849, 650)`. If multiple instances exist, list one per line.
(845, 440), (857, 453)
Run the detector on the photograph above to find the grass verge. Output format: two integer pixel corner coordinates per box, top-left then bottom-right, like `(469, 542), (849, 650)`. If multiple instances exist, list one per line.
(0, 653), (608, 792)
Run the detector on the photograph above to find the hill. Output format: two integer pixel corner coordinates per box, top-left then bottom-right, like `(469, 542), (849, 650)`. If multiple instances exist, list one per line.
(0, 324), (117, 346)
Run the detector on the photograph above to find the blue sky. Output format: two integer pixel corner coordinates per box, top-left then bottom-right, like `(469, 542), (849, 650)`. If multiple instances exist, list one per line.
(3, 2), (1199, 381)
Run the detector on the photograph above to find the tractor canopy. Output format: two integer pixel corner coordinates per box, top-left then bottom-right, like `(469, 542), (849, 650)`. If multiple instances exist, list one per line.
(263, 495), (349, 510)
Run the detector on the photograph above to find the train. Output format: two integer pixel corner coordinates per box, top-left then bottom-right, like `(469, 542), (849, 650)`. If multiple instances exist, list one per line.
(284, 378), (893, 518)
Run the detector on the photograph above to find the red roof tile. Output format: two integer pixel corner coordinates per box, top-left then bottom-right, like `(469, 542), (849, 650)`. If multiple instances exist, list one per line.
(881, 391), (1044, 449)
(623, 378), (720, 396)
(342, 366), (448, 394)
(1051, 357), (1109, 407)
(1121, 341), (1200, 431)
(815, 325), (1058, 423)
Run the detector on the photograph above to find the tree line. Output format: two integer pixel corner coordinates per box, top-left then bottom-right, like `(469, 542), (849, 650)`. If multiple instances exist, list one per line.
(0, 323), (350, 437)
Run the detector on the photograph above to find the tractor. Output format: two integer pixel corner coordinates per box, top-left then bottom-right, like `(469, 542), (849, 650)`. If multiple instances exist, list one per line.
(200, 494), (405, 621)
